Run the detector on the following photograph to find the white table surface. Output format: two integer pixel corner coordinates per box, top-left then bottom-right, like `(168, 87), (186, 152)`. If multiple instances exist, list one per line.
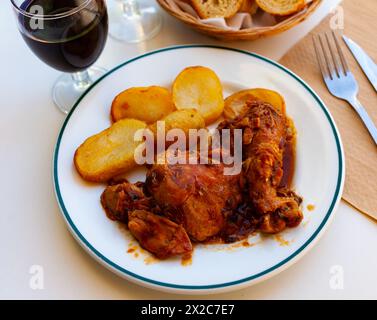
(1, 0), (376, 300)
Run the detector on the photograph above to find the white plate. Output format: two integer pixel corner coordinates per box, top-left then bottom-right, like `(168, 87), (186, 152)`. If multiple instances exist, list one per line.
(53, 45), (345, 294)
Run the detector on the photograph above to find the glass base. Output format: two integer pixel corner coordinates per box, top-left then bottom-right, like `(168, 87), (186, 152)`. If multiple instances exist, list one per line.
(52, 66), (107, 114)
(108, 0), (162, 43)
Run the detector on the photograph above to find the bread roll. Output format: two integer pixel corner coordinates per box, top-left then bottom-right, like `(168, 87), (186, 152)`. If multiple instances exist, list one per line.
(191, 0), (243, 18)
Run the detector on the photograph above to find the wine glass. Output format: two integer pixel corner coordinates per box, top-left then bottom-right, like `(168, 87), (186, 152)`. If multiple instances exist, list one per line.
(108, 0), (162, 43)
(11, 0), (109, 114)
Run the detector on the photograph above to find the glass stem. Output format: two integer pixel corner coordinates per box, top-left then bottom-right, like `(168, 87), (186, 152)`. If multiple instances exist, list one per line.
(71, 70), (92, 91)
(121, 0), (141, 17)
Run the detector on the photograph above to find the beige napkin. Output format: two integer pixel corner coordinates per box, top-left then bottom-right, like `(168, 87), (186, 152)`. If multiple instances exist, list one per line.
(280, 0), (377, 220)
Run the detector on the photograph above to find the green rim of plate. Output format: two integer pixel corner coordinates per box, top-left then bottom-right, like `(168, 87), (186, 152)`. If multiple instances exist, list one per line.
(53, 45), (344, 290)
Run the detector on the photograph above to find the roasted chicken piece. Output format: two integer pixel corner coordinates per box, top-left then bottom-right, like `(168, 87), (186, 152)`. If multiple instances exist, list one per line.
(219, 100), (303, 233)
(101, 182), (192, 259)
(128, 210), (192, 259)
(145, 161), (242, 242)
(100, 181), (152, 223)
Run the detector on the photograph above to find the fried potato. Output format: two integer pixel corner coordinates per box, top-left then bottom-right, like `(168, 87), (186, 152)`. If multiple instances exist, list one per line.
(256, 0), (305, 16)
(172, 66), (224, 125)
(111, 86), (176, 124)
(148, 109), (206, 137)
(224, 88), (286, 119)
(74, 118), (147, 182)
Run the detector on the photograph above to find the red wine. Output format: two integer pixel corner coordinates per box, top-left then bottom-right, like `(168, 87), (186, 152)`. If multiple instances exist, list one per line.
(19, 0), (108, 72)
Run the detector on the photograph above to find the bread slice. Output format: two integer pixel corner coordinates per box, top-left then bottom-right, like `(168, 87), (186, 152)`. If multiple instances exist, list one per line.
(191, 0), (243, 18)
(256, 0), (305, 16)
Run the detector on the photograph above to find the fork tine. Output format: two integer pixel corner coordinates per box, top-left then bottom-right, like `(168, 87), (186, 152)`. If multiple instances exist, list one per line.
(319, 33), (335, 80)
(313, 35), (330, 80)
(325, 32), (341, 78)
(332, 31), (349, 75)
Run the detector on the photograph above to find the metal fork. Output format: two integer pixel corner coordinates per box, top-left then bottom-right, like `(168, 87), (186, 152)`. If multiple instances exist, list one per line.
(313, 31), (377, 145)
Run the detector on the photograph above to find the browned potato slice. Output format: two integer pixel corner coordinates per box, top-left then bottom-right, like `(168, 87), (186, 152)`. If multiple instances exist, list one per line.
(256, 0), (305, 16)
(224, 88), (286, 119)
(74, 118), (147, 182)
(172, 66), (224, 125)
(148, 109), (206, 137)
(111, 86), (176, 124)
(224, 90), (257, 119)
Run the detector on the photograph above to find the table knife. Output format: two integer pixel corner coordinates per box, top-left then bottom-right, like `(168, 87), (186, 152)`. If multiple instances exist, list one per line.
(343, 35), (377, 93)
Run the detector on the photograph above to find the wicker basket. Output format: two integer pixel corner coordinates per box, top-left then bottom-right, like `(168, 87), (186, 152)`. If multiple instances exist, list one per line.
(157, 0), (322, 41)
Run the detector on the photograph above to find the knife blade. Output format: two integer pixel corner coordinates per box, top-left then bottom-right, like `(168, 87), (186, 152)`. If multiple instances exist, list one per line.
(343, 35), (377, 93)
